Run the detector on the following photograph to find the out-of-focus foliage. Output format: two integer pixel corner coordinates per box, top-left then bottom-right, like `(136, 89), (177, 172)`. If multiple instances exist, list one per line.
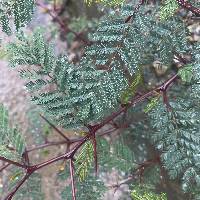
(58, 165), (106, 200)
(9, 171), (44, 200)
(0, 104), (25, 162)
(84, 0), (125, 6)
(0, 0), (34, 34)
(131, 185), (167, 200)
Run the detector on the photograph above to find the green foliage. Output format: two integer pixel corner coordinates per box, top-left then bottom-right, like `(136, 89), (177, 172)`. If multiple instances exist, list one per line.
(61, 174), (106, 200)
(2, 1), (200, 199)
(87, 4), (188, 70)
(67, 17), (98, 44)
(0, 0), (34, 34)
(149, 97), (200, 191)
(58, 166), (106, 200)
(12, 173), (44, 200)
(75, 140), (94, 181)
(159, 0), (179, 21)
(0, 145), (21, 163)
(98, 136), (136, 172)
(57, 134), (136, 199)
(178, 64), (193, 83)
(131, 185), (167, 200)
(7, 27), (129, 128)
(0, 104), (25, 161)
(7, 3), (189, 129)
(27, 106), (52, 145)
(84, 0), (125, 6)
(143, 95), (160, 113)
(0, 167), (44, 199)
(147, 43), (200, 195)
(121, 72), (142, 104)
(191, 44), (200, 98)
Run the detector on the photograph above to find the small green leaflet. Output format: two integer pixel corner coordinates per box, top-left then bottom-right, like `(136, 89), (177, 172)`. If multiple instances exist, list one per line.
(75, 140), (94, 181)
(0, 145), (21, 163)
(121, 72), (142, 105)
(143, 96), (160, 113)
(178, 64), (193, 83)
(131, 185), (167, 200)
(0, 104), (26, 160)
(159, 0), (179, 21)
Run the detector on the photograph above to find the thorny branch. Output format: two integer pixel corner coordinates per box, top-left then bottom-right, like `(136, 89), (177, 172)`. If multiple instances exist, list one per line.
(70, 159), (76, 200)
(40, 114), (71, 143)
(36, 1), (91, 45)
(124, 0), (200, 23)
(176, 0), (200, 16)
(1, 0), (196, 199)
(2, 70), (180, 200)
(109, 156), (160, 191)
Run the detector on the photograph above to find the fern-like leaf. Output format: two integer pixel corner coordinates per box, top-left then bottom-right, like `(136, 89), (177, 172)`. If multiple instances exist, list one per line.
(159, 0), (179, 21)
(98, 136), (136, 172)
(0, 104), (25, 161)
(75, 140), (94, 181)
(149, 98), (200, 191)
(131, 185), (167, 200)
(0, 0), (35, 34)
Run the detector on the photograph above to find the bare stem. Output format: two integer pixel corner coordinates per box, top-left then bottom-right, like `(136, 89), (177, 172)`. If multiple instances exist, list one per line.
(70, 159), (77, 200)
(0, 163), (10, 173)
(3, 173), (32, 200)
(40, 114), (70, 143)
(176, 0), (200, 16)
(36, 1), (91, 45)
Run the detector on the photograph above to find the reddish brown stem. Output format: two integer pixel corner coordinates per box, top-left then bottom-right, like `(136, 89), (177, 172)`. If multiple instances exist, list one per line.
(125, 0), (146, 23)
(70, 159), (77, 200)
(91, 133), (98, 175)
(40, 114), (70, 143)
(0, 156), (27, 169)
(53, 0), (57, 11)
(3, 173), (32, 200)
(0, 163), (10, 173)
(2, 71), (179, 199)
(110, 156), (160, 192)
(176, 0), (200, 16)
(22, 148), (30, 166)
(36, 1), (91, 45)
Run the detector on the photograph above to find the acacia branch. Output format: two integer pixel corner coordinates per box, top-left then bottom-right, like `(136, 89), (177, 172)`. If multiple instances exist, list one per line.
(2, 70), (180, 199)
(40, 114), (70, 143)
(110, 156), (160, 191)
(0, 156), (27, 169)
(3, 173), (32, 200)
(36, 1), (91, 45)
(176, 0), (200, 16)
(0, 163), (10, 173)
